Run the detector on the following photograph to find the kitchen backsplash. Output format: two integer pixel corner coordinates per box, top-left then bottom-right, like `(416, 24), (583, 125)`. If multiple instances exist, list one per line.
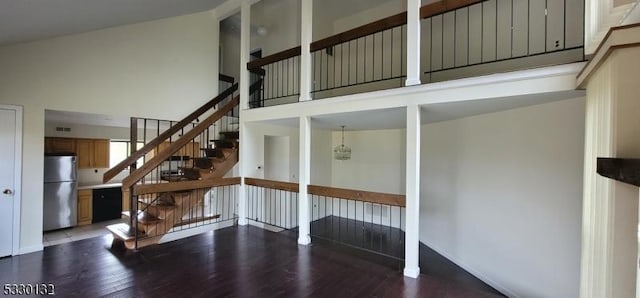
(77, 168), (127, 185)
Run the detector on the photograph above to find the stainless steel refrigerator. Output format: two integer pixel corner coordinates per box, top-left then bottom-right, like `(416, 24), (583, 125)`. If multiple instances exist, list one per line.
(43, 154), (78, 231)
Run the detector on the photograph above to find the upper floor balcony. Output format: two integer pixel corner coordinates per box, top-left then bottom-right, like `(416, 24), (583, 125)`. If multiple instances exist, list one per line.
(243, 0), (584, 108)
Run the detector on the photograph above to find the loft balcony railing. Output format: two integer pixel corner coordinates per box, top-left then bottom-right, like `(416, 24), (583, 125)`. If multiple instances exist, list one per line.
(246, 0), (584, 109)
(420, 0), (584, 83)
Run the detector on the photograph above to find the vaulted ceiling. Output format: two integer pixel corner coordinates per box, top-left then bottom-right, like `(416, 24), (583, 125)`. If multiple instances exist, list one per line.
(0, 0), (227, 46)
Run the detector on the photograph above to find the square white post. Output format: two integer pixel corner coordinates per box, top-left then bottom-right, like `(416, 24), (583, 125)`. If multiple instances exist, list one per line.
(405, 0), (421, 86)
(299, 0), (313, 102)
(237, 0), (251, 225)
(298, 115), (311, 245)
(404, 104), (421, 278)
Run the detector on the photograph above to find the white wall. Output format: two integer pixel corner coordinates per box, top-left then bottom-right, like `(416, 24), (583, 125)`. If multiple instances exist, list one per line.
(310, 128), (332, 186)
(250, 0), (300, 55)
(264, 135), (290, 181)
(313, 0), (405, 40)
(0, 10), (219, 252)
(420, 97), (585, 297)
(243, 122), (299, 181)
(331, 129), (406, 194)
(332, 0), (405, 34)
(220, 21), (241, 81)
(45, 122), (130, 140)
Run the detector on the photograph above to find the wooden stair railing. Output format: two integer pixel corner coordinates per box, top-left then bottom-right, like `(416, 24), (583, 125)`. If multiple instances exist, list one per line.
(122, 96), (240, 189)
(103, 83), (239, 183)
(121, 79), (262, 189)
(134, 177), (241, 196)
(109, 177), (240, 249)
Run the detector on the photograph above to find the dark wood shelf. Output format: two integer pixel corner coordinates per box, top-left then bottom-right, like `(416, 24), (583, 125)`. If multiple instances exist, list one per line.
(597, 158), (640, 187)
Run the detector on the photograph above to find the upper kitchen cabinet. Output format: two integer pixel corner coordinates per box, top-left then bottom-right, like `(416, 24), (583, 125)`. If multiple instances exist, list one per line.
(76, 139), (110, 169)
(45, 137), (76, 154)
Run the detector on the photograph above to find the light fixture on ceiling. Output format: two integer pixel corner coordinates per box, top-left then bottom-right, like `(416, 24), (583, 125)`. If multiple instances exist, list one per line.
(256, 26), (268, 36)
(334, 125), (351, 161)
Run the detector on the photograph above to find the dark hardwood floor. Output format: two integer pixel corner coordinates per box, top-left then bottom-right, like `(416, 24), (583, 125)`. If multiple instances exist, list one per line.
(310, 215), (405, 260)
(1, 225), (504, 297)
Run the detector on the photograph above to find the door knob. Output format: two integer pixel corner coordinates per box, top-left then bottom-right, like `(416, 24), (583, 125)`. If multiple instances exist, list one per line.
(3, 189), (12, 195)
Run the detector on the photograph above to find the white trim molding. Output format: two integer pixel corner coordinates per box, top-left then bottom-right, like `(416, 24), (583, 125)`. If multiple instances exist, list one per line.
(579, 24), (640, 297)
(577, 23), (640, 88)
(585, 0), (640, 55)
(0, 104), (23, 256)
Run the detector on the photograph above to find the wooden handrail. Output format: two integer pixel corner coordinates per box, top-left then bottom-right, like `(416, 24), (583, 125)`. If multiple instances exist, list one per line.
(310, 12), (406, 52)
(247, 46), (302, 70)
(245, 0), (483, 69)
(122, 96), (240, 189)
(245, 177), (299, 192)
(133, 177), (241, 195)
(307, 185), (405, 207)
(103, 83), (238, 183)
(219, 73), (235, 84)
(420, 0), (483, 19)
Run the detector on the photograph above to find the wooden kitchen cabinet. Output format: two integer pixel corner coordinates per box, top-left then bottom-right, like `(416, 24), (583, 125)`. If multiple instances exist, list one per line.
(77, 189), (93, 226)
(75, 139), (92, 168)
(44, 138), (76, 154)
(76, 139), (110, 169)
(92, 139), (110, 167)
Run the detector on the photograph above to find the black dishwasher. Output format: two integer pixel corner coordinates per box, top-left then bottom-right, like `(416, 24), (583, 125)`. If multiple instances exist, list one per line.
(92, 187), (122, 223)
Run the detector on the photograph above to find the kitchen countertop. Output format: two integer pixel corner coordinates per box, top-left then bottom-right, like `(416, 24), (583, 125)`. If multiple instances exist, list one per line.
(78, 182), (123, 190)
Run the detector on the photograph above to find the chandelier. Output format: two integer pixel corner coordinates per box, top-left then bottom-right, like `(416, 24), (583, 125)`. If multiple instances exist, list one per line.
(334, 125), (351, 160)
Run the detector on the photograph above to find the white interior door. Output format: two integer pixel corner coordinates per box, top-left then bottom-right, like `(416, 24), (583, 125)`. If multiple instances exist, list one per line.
(0, 108), (17, 257)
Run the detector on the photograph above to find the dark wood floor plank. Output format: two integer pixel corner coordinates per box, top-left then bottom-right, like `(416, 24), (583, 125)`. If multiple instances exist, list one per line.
(0, 225), (504, 297)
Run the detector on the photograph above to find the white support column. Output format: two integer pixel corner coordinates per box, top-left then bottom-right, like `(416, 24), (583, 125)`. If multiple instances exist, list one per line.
(239, 0), (251, 110)
(298, 115), (311, 245)
(237, 120), (249, 226)
(579, 45), (640, 298)
(404, 104), (421, 278)
(405, 0), (421, 86)
(299, 0), (313, 102)
(237, 0), (251, 226)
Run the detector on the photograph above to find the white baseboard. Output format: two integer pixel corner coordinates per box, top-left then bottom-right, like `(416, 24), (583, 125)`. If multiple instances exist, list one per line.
(158, 221), (235, 244)
(18, 244), (44, 255)
(420, 239), (518, 298)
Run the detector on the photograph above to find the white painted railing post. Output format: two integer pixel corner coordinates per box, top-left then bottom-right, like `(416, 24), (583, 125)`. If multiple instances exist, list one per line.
(405, 0), (421, 86)
(299, 0), (313, 102)
(404, 104), (421, 278)
(298, 115), (311, 245)
(237, 0), (251, 226)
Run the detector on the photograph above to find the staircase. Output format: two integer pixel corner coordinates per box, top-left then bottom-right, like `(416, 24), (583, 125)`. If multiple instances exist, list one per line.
(107, 131), (239, 250)
(103, 80), (260, 250)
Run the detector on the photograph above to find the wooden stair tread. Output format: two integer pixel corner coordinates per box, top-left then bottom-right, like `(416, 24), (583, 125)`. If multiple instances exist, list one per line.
(210, 139), (238, 149)
(209, 157), (226, 163)
(121, 210), (140, 218)
(122, 210), (162, 225)
(193, 157), (214, 169)
(147, 201), (177, 209)
(107, 223), (144, 241)
(220, 131), (239, 139)
(174, 168), (202, 180)
(201, 147), (235, 158)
